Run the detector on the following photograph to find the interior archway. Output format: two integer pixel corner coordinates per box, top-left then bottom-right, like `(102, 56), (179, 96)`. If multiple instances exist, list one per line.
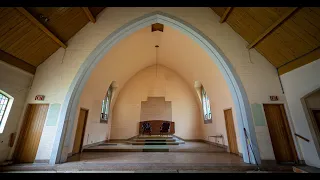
(50, 11), (260, 165)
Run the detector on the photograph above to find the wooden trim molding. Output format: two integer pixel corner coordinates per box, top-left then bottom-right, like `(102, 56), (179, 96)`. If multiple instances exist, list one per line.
(247, 7), (300, 49)
(15, 7), (67, 49)
(34, 159), (49, 163)
(278, 47), (320, 75)
(220, 7), (233, 23)
(82, 7), (96, 23)
(0, 50), (36, 75)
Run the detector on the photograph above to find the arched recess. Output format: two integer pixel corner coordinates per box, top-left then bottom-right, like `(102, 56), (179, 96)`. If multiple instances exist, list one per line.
(49, 11), (261, 165)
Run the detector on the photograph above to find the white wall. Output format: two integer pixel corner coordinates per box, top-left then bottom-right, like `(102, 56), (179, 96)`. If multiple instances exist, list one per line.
(280, 59), (320, 168)
(15, 7), (286, 161)
(0, 61), (33, 162)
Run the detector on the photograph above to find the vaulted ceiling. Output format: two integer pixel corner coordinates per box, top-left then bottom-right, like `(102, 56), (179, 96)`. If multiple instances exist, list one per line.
(0, 7), (319, 76)
(211, 7), (320, 75)
(0, 7), (105, 74)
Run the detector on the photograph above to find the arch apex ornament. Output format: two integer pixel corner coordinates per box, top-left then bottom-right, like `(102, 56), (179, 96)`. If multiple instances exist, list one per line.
(50, 11), (261, 165)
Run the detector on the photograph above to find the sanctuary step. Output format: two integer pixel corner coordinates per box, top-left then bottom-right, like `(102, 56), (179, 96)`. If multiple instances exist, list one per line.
(128, 135), (184, 145)
(82, 135), (193, 153)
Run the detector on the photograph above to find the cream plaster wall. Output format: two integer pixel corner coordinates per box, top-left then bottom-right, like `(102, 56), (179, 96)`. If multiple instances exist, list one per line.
(14, 7), (287, 161)
(111, 65), (202, 139)
(0, 61), (33, 162)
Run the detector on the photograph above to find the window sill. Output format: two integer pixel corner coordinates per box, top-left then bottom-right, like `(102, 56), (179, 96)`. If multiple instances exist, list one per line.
(204, 119), (212, 124)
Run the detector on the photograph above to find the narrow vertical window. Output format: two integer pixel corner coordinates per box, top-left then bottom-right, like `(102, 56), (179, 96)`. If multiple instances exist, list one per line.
(201, 86), (212, 123)
(100, 85), (113, 123)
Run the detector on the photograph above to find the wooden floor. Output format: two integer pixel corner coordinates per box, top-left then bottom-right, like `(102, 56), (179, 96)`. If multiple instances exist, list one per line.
(0, 142), (294, 173)
(84, 141), (227, 153)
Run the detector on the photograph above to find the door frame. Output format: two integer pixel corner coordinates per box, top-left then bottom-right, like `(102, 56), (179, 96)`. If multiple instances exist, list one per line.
(301, 88), (320, 159)
(262, 103), (299, 163)
(72, 107), (89, 155)
(13, 103), (50, 163)
(223, 108), (239, 155)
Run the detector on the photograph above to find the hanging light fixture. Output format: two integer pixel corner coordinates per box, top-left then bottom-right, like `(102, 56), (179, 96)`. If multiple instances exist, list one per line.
(155, 45), (159, 77)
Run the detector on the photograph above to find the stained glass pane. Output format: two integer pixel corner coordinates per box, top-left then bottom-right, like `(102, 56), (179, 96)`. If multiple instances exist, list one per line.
(201, 86), (212, 121)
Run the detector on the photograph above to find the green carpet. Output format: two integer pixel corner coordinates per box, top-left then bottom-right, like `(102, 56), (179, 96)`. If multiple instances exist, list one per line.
(142, 145), (169, 152)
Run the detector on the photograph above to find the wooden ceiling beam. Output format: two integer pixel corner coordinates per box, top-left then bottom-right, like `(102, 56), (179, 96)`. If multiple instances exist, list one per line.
(0, 50), (36, 75)
(220, 7), (233, 23)
(15, 7), (67, 49)
(247, 7), (300, 49)
(278, 47), (320, 75)
(82, 7), (96, 23)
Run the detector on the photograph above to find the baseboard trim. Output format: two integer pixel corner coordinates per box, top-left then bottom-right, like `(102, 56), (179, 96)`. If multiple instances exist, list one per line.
(0, 161), (13, 166)
(82, 140), (108, 149)
(34, 159), (49, 164)
(109, 139), (129, 141)
(67, 152), (73, 158)
(261, 160), (305, 165)
(67, 139), (109, 157)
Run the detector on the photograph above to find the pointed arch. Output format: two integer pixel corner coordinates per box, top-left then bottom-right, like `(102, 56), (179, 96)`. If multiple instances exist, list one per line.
(50, 11), (260, 165)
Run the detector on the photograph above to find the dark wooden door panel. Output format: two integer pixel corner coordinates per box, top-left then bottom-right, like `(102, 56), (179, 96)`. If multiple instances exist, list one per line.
(14, 104), (49, 163)
(72, 108), (88, 154)
(263, 104), (298, 163)
(224, 109), (238, 154)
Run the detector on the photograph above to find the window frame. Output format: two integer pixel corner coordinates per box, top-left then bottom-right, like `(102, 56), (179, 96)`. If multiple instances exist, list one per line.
(201, 86), (212, 124)
(0, 90), (14, 133)
(100, 85), (112, 123)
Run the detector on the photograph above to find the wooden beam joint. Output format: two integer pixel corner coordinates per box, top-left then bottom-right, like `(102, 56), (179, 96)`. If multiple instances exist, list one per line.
(247, 7), (300, 49)
(0, 50), (36, 75)
(82, 7), (96, 23)
(15, 7), (67, 49)
(220, 7), (233, 23)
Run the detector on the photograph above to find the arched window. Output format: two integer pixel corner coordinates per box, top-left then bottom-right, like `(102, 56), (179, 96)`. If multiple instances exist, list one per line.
(0, 90), (14, 133)
(100, 85), (113, 123)
(201, 86), (212, 123)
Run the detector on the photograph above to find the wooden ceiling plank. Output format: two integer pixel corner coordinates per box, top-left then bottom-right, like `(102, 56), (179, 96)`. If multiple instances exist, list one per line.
(15, 7), (67, 49)
(220, 7), (233, 23)
(27, 7), (89, 43)
(0, 49), (36, 74)
(88, 7), (106, 18)
(278, 47), (320, 75)
(0, 18), (33, 51)
(255, 39), (289, 67)
(285, 16), (320, 48)
(247, 7), (300, 49)
(82, 7), (96, 23)
(226, 8), (266, 43)
(211, 7), (227, 17)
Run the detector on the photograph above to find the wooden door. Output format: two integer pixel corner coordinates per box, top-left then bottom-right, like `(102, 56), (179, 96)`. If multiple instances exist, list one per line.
(72, 108), (88, 155)
(14, 104), (49, 163)
(224, 109), (239, 154)
(263, 104), (298, 164)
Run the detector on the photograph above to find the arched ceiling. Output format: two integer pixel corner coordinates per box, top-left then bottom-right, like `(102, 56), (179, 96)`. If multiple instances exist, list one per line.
(83, 22), (232, 107)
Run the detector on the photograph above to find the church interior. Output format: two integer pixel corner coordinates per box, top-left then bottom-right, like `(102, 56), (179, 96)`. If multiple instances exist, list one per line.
(0, 7), (320, 173)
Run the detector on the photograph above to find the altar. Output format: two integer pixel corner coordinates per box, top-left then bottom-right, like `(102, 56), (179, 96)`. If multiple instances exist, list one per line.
(139, 120), (175, 135)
